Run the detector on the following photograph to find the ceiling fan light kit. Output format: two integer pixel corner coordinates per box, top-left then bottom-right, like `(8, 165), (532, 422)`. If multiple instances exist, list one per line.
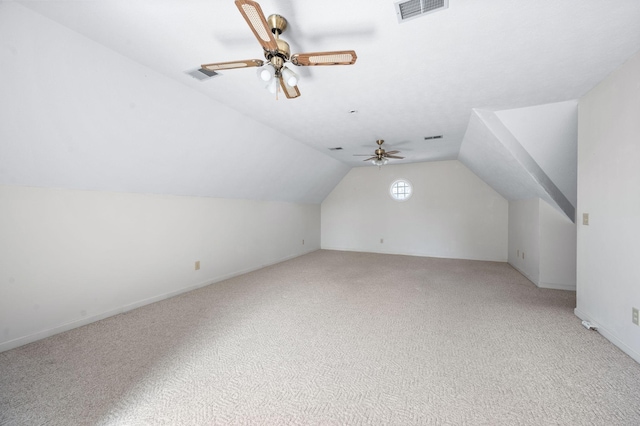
(372, 158), (389, 166)
(201, 0), (357, 99)
(281, 67), (299, 87)
(265, 77), (278, 94)
(257, 63), (275, 81)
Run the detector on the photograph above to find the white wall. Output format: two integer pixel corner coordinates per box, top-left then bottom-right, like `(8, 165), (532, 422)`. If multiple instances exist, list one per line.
(321, 161), (508, 261)
(508, 199), (540, 284)
(508, 198), (577, 290)
(576, 51), (640, 363)
(0, 185), (319, 352)
(539, 199), (576, 290)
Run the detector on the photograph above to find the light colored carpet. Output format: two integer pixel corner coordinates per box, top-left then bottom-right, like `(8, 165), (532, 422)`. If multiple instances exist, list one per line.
(1, 250), (640, 425)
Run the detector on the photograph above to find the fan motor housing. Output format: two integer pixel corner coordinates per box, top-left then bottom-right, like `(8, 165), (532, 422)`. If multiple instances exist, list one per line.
(264, 14), (291, 65)
(267, 14), (288, 35)
(273, 39), (291, 61)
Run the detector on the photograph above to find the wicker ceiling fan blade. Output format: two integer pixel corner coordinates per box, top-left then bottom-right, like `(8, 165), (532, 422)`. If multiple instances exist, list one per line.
(235, 0), (279, 52)
(362, 157), (377, 162)
(385, 155), (405, 159)
(201, 3), (358, 100)
(291, 50), (357, 66)
(385, 150), (400, 155)
(279, 76), (301, 99)
(201, 59), (264, 71)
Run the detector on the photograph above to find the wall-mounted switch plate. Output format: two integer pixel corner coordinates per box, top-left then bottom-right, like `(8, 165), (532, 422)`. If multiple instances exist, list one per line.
(583, 213), (589, 226)
(195, 261), (200, 271)
(380, 238), (384, 243)
(633, 307), (639, 326)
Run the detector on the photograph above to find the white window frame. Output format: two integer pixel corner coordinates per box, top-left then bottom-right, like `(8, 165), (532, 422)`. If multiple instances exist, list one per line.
(390, 179), (413, 201)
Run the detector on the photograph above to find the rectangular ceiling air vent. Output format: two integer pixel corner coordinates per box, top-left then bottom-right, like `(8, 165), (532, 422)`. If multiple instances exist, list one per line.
(395, 0), (448, 23)
(329, 147), (343, 151)
(424, 135), (443, 140)
(185, 68), (219, 81)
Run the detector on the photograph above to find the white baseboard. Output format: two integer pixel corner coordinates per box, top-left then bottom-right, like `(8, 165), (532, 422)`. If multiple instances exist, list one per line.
(320, 246), (507, 262)
(507, 263), (575, 291)
(0, 248), (318, 353)
(574, 308), (640, 364)
(537, 281), (576, 291)
(0, 277), (215, 353)
(507, 262), (537, 285)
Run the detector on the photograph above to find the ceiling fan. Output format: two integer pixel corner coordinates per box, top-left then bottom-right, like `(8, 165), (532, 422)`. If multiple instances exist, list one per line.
(201, 0), (357, 99)
(355, 140), (405, 166)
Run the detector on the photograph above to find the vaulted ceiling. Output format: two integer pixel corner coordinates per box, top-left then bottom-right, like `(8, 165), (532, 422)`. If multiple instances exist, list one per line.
(2, 0), (640, 206)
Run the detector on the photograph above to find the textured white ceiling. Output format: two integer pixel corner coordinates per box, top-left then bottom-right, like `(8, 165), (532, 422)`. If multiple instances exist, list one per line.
(13, 0), (640, 167)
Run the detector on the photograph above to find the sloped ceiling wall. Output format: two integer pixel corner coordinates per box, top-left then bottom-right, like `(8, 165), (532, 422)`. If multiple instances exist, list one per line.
(459, 101), (578, 222)
(496, 101), (577, 208)
(0, 3), (595, 214)
(11, 0), (640, 168)
(0, 3), (349, 204)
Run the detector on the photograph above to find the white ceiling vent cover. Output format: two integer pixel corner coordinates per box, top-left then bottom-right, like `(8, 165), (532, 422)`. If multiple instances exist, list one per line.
(395, 0), (448, 23)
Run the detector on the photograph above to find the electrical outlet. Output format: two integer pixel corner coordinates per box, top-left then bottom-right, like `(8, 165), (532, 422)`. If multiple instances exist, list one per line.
(583, 213), (589, 226)
(633, 307), (639, 326)
(195, 261), (200, 271)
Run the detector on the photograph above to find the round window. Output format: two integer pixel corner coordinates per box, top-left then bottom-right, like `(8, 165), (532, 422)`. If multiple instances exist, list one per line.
(390, 179), (412, 201)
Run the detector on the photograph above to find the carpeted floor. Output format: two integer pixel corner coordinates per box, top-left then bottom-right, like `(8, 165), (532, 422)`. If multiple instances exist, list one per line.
(1, 250), (640, 425)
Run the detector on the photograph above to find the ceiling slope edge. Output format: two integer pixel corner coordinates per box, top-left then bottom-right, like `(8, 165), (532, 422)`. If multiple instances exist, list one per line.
(459, 109), (575, 222)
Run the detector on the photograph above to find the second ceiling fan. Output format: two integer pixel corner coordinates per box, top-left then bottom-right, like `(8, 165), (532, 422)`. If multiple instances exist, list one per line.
(355, 140), (405, 166)
(201, 0), (358, 99)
